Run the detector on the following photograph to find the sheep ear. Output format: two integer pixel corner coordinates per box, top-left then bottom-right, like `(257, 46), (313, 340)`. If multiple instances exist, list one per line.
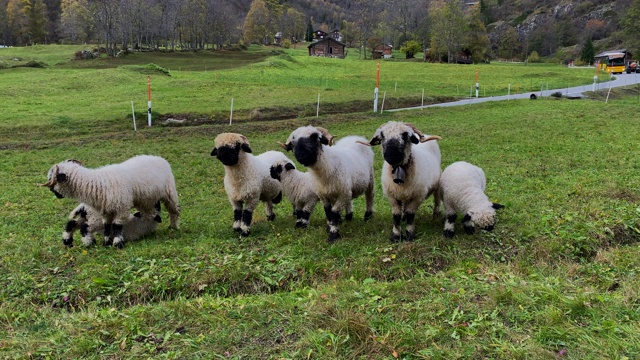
(492, 203), (505, 210)
(57, 173), (68, 183)
(410, 133), (420, 144)
(211, 147), (218, 156)
(369, 136), (381, 146)
(241, 143), (252, 153)
(285, 162), (295, 171)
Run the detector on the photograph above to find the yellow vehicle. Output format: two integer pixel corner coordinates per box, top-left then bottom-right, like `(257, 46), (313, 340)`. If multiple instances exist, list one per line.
(595, 50), (632, 74)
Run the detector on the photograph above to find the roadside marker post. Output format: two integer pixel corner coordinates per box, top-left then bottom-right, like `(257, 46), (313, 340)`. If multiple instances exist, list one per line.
(147, 76), (152, 126)
(373, 60), (380, 112)
(131, 101), (137, 131)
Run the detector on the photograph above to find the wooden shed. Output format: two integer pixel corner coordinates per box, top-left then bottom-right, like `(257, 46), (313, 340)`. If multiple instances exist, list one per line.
(308, 38), (346, 59)
(372, 44), (393, 59)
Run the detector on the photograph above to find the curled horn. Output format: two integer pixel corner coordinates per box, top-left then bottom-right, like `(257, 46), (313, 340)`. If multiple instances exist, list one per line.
(420, 135), (442, 143)
(356, 140), (371, 146)
(315, 127), (335, 145)
(38, 165), (58, 187)
(277, 141), (290, 150)
(406, 123), (442, 143)
(65, 159), (82, 165)
(239, 135), (250, 145)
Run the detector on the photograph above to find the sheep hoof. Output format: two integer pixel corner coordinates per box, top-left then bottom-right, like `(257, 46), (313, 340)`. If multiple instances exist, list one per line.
(464, 226), (475, 235)
(364, 211), (373, 221)
(114, 241), (125, 249)
(103, 238), (113, 246)
(233, 227), (242, 233)
(240, 230), (251, 237)
(63, 237), (73, 247)
(327, 232), (341, 243)
(390, 234), (401, 243)
(443, 230), (455, 238)
(345, 213), (353, 221)
(267, 214), (276, 221)
(404, 231), (415, 242)
(295, 222), (308, 229)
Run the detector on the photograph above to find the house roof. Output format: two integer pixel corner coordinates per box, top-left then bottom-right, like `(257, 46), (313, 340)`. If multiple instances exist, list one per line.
(595, 49), (628, 58)
(307, 38), (346, 48)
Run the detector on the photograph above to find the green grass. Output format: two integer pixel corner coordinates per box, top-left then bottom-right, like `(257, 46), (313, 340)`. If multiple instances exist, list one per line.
(2, 46), (640, 359)
(0, 44), (599, 129)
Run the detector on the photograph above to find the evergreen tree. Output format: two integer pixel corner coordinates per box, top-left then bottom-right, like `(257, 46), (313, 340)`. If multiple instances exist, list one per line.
(305, 19), (313, 42)
(580, 36), (595, 65)
(621, 0), (640, 58)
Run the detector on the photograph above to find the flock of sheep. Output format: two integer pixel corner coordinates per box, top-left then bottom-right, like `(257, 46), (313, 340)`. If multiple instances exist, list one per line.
(40, 121), (504, 248)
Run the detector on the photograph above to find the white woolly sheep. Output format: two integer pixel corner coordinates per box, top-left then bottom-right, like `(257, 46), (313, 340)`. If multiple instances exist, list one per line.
(269, 156), (319, 229)
(211, 133), (285, 236)
(362, 121), (442, 242)
(63, 202), (162, 247)
(438, 161), (505, 238)
(280, 126), (375, 242)
(40, 156), (181, 248)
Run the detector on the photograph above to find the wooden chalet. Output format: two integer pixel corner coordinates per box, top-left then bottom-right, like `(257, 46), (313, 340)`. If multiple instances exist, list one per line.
(312, 30), (328, 41)
(308, 38), (346, 58)
(372, 44), (393, 59)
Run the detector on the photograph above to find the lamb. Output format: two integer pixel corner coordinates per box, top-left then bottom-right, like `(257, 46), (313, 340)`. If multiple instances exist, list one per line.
(40, 156), (181, 248)
(269, 157), (319, 229)
(211, 133), (285, 236)
(438, 161), (505, 238)
(280, 126), (375, 242)
(62, 202), (162, 247)
(362, 121), (442, 242)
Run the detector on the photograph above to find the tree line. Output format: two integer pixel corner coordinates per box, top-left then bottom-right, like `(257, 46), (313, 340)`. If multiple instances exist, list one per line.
(1, 0), (640, 63)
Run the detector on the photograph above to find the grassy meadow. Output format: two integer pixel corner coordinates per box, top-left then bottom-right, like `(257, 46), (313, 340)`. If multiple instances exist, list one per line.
(1, 45), (640, 359)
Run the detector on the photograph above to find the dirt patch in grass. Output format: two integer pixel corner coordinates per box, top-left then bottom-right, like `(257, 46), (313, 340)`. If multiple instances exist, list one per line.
(603, 187), (640, 202)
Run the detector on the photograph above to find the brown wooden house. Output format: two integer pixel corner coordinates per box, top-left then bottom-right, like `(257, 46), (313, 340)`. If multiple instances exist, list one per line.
(372, 44), (393, 59)
(308, 38), (346, 58)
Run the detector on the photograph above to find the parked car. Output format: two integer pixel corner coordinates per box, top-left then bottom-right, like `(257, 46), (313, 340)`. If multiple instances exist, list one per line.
(626, 60), (639, 74)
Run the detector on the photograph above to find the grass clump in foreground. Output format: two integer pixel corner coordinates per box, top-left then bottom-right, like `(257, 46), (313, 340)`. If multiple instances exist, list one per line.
(2, 92), (640, 359)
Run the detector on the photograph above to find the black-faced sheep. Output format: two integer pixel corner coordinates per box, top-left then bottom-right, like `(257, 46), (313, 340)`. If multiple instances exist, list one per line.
(63, 202), (162, 247)
(211, 133), (285, 236)
(438, 161), (505, 238)
(362, 121), (442, 242)
(40, 156), (181, 248)
(280, 126), (375, 242)
(269, 157), (319, 229)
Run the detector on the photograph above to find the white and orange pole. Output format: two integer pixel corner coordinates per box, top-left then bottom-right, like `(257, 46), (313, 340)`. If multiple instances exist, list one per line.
(147, 76), (152, 126)
(475, 68), (479, 98)
(373, 60), (380, 112)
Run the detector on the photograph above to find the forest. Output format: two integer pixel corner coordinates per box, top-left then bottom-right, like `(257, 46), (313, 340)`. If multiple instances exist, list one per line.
(1, 0), (640, 63)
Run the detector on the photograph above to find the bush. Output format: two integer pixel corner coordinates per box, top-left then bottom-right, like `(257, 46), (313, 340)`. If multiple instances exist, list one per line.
(283, 39), (291, 49)
(527, 51), (541, 63)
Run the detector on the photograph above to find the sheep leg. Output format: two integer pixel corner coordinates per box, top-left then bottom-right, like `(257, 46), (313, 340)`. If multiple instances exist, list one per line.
(231, 201), (243, 233)
(432, 187), (443, 220)
(462, 214), (475, 235)
(345, 201), (353, 222)
(364, 180), (374, 221)
(443, 212), (457, 238)
(323, 202), (341, 243)
(163, 195), (181, 230)
(79, 222), (96, 247)
(296, 201), (315, 229)
(111, 222), (125, 248)
(403, 201), (421, 242)
(62, 219), (78, 247)
(103, 222), (113, 246)
(265, 201), (276, 221)
(240, 198), (259, 237)
(390, 199), (403, 243)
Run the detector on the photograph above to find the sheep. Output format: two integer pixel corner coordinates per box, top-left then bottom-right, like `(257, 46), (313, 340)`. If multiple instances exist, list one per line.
(361, 121), (442, 242)
(280, 126), (375, 242)
(40, 156), (181, 248)
(269, 156), (319, 229)
(63, 202), (162, 247)
(211, 133), (285, 236)
(438, 161), (505, 238)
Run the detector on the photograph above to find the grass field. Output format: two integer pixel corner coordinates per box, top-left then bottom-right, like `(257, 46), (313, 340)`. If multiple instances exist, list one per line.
(1, 45), (640, 359)
(0, 44), (600, 129)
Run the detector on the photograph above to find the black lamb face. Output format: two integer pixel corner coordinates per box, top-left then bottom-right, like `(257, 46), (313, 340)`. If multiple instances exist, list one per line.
(382, 132), (417, 167)
(270, 164), (283, 181)
(50, 186), (64, 199)
(211, 142), (251, 166)
(293, 134), (322, 167)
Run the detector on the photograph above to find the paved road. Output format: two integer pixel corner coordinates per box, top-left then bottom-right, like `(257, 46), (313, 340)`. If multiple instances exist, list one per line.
(389, 72), (640, 111)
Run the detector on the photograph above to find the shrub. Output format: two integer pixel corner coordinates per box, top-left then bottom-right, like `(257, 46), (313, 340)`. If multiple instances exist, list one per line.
(527, 51), (541, 63)
(283, 39), (291, 49)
